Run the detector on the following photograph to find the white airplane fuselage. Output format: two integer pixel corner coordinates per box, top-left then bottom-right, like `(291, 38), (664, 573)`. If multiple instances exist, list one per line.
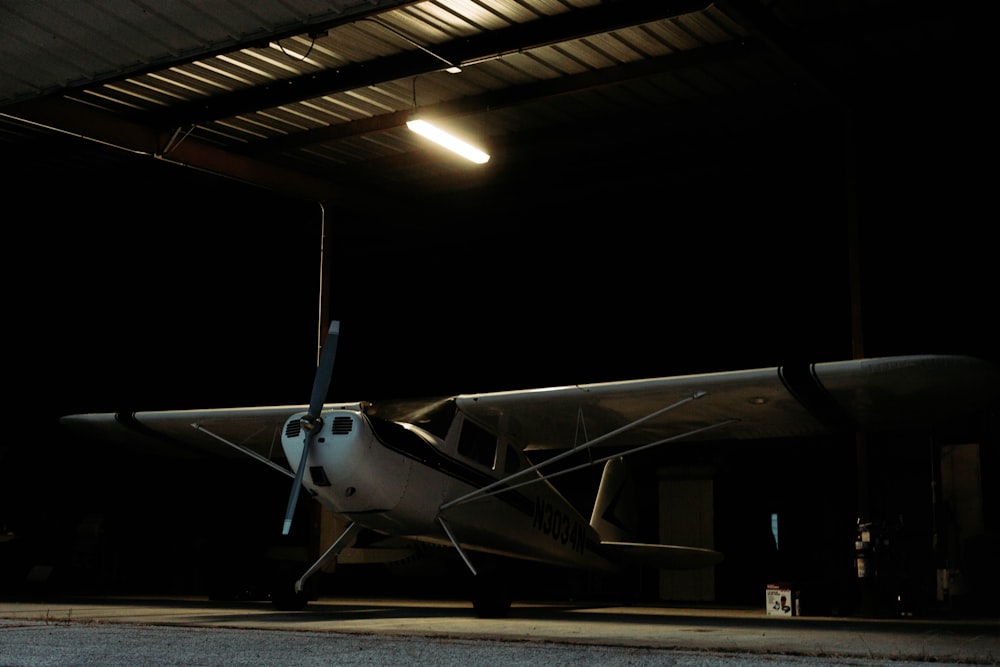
(280, 406), (618, 574)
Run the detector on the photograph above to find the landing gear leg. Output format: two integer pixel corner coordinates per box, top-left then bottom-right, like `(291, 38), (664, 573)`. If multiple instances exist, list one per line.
(271, 521), (361, 611)
(438, 517), (513, 618)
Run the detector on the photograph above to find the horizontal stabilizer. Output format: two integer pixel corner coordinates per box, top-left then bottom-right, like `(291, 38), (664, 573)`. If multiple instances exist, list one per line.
(337, 546), (416, 565)
(600, 541), (724, 569)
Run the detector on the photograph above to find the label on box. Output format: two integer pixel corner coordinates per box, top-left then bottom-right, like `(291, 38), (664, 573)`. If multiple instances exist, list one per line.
(766, 584), (793, 616)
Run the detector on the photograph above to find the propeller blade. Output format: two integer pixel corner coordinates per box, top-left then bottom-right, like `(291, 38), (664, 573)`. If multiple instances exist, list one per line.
(282, 439), (312, 536)
(282, 320), (341, 535)
(307, 320), (340, 421)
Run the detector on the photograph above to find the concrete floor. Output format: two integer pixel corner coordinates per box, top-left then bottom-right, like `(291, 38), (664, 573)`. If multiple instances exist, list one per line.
(1, 596), (997, 664)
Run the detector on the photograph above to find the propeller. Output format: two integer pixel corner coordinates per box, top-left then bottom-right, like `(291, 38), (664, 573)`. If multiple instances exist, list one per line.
(282, 319), (341, 536)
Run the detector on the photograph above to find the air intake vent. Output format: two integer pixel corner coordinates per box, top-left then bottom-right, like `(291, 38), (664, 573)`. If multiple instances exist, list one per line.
(330, 416), (354, 435)
(309, 466), (331, 487)
(285, 420), (302, 438)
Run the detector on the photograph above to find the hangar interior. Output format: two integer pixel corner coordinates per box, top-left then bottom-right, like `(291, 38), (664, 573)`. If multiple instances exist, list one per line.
(1, 0), (996, 617)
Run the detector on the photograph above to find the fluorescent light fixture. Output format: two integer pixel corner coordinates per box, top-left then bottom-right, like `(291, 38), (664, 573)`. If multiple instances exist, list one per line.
(407, 119), (490, 164)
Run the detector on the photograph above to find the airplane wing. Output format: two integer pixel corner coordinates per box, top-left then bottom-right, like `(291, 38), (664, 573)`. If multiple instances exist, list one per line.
(60, 403), (362, 461)
(60, 356), (998, 460)
(453, 355), (1000, 451)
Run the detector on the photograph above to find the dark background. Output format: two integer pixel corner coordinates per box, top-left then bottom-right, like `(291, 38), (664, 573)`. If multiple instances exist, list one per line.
(2, 60), (996, 610)
(12, 103), (995, 419)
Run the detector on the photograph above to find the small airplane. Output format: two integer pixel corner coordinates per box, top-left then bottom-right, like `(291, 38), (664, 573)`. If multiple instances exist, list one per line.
(60, 321), (1000, 616)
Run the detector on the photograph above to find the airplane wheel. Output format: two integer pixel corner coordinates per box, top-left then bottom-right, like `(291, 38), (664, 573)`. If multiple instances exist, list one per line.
(271, 587), (309, 611)
(471, 580), (512, 618)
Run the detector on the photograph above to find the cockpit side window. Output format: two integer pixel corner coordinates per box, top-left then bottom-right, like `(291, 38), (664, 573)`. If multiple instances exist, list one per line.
(457, 419), (497, 469)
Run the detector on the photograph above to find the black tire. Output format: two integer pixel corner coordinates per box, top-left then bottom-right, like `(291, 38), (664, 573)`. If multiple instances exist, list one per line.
(271, 587), (310, 611)
(471, 578), (512, 618)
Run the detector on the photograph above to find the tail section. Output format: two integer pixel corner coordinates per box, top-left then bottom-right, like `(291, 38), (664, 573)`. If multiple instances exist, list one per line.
(590, 456), (638, 542)
(591, 456), (724, 570)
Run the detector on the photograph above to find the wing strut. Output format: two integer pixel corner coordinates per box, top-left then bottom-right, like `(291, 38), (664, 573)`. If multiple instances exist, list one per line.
(440, 392), (729, 511)
(446, 417), (736, 509)
(191, 423), (295, 478)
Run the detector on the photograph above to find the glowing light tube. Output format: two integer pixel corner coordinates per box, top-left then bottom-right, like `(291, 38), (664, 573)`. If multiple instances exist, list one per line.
(407, 119), (490, 164)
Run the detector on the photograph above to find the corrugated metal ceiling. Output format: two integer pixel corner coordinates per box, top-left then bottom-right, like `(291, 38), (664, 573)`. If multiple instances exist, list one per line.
(0, 0), (415, 103)
(0, 0), (965, 210)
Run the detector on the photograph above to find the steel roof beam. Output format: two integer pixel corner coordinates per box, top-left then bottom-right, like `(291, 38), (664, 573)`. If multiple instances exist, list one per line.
(147, 0), (711, 128)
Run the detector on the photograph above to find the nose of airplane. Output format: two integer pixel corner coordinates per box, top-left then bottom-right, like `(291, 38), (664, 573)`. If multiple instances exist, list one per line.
(281, 409), (413, 518)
